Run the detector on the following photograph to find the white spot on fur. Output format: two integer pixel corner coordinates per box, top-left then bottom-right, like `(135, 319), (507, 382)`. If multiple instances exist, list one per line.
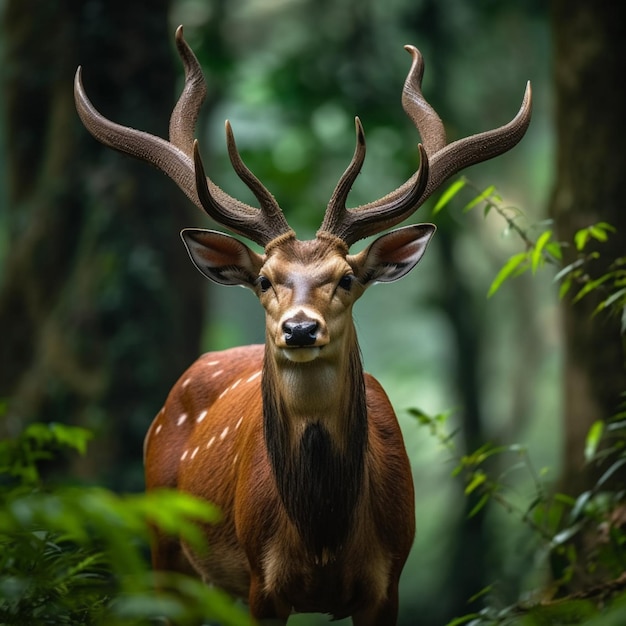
(231, 378), (241, 390)
(212, 370), (223, 378)
(191, 446), (199, 460)
(246, 371), (261, 383)
(235, 416), (243, 430)
(233, 453), (239, 465)
(206, 359), (220, 366)
(196, 410), (208, 423)
(206, 436), (216, 449)
(155, 424), (163, 435)
(177, 413), (187, 426)
(220, 426), (230, 440)
(218, 386), (230, 399)
(182, 378), (192, 388)
(181, 449), (189, 461)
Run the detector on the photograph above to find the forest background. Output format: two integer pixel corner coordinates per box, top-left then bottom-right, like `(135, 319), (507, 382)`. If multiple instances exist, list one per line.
(0, 0), (625, 625)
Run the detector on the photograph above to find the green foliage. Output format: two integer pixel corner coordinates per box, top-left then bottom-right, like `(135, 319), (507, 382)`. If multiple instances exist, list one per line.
(0, 421), (93, 486)
(411, 405), (626, 626)
(0, 421), (251, 625)
(433, 179), (626, 328)
(417, 180), (626, 625)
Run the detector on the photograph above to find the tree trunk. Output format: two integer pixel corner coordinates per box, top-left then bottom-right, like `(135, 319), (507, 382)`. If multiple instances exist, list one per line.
(0, 0), (205, 488)
(549, 0), (626, 497)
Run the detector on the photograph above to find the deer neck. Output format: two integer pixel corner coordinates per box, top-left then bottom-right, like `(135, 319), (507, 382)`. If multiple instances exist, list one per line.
(262, 334), (368, 559)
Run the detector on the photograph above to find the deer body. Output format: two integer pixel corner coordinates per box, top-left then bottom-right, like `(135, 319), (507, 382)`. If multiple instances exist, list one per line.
(75, 26), (531, 624)
(145, 233), (420, 622)
(146, 344), (413, 621)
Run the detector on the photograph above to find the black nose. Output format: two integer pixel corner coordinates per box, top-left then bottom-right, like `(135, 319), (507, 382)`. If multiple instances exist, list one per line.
(283, 320), (319, 346)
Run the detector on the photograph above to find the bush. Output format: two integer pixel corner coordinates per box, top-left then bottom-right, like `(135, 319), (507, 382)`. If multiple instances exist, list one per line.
(422, 179), (626, 626)
(0, 420), (252, 625)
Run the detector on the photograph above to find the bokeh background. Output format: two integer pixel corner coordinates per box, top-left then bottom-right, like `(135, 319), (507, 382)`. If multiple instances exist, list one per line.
(1, 1), (624, 624)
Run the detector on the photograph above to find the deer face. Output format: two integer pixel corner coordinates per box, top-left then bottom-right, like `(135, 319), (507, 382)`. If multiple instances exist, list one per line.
(182, 224), (435, 365)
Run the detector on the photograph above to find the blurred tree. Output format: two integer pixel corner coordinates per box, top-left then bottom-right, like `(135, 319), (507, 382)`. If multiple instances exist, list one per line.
(550, 1), (626, 495)
(0, 0), (205, 488)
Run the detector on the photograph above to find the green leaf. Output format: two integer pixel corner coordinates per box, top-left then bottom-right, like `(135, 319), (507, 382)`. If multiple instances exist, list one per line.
(574, 222), (616, 251)
(465, 471), (487, 495)
(572, 273), (613, 303)
(463, 184), (496, 213)
(589, 225), (609, 242)
(593, 287), (626, 316)
(487, 252), (528, 298)
(468, 492), (490, 518)
(595, 221), (617, 232)
(596, 457), (626, 489)
(584, 420), (604, 462)
(432, 179), (466, 215)
(553, 258), (585, 283)
(446, 613), (481, 626)
(574, 228), (590, 251)
(545, 241), (563, 260)
(559, 278), (572, 300)
(569, 490), (593, 522)
(551, 523), (582, 547)
(531, 230), (552, 274)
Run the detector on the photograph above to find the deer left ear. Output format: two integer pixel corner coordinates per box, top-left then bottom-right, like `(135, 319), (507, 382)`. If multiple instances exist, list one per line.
(181, 228), (264, 288)
(350, 223), (436, 285)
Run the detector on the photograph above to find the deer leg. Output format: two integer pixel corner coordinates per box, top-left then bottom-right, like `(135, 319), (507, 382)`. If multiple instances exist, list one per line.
(351, 583), (400, 626)
(149, 529), (202, 625)
(248, 573), (289, 625)
(150, 528), (197, 576)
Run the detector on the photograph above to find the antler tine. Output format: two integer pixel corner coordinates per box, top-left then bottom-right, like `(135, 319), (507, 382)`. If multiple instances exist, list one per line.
(169, 25), (207, 154)
(401, 46), (447, 154)
(74, 27), (291, 248)
(74, 65), (201, 209)
(319, 124), (430, 244)
(222, 122), (292, 244)
(194, 139), (291, 247)
(318, 117), (367, 239)
(423, 81), (532, 196)
(319, 45), (532, 246)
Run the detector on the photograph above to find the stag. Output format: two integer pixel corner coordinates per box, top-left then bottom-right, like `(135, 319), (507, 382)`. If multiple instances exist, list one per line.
(75, 27), (531, 625)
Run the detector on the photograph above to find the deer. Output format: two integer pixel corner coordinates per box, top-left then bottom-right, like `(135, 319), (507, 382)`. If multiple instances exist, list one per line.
(74, 26), (531, 625)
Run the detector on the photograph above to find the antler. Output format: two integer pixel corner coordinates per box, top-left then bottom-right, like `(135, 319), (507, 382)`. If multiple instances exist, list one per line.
(319, 45), (532, 245)
(74, 26), (292, 247)
(75, 28), (531, 249)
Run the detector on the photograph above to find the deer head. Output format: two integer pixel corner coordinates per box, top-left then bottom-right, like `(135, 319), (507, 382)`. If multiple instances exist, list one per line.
(74, 27), (531, 373)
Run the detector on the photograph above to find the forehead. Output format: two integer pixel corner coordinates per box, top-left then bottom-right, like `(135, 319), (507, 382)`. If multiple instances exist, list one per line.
(263, 237), (350, 282)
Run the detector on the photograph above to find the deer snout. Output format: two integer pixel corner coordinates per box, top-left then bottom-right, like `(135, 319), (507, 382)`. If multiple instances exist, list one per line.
(279, 313), (327, 363)
(283, 320), (319, 347)
(278, 309), (329, 353)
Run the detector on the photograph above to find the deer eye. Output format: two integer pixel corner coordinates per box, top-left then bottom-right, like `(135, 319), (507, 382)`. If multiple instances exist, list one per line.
(258, 276), (272, 292)
(338, 274), (354, 291)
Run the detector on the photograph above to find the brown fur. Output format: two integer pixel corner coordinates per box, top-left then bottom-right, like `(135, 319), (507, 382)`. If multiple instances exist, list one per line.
(144, 344), (414, 623)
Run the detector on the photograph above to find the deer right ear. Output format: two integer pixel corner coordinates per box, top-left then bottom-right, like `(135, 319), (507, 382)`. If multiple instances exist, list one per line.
(349, 223), (436, 285)
(181, 228), (264, 288)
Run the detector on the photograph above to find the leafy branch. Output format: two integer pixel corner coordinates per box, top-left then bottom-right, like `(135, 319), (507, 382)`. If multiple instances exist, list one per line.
(433, 178), (626, 328)
(420, 179), (626, 625)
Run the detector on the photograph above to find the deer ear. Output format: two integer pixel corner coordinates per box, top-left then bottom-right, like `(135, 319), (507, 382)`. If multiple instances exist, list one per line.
(350, 224), (436, 285)
(181, 228), (264, 288)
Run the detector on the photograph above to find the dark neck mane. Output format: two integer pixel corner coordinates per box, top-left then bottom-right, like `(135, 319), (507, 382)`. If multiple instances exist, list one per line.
(262, 345), (368, 560)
